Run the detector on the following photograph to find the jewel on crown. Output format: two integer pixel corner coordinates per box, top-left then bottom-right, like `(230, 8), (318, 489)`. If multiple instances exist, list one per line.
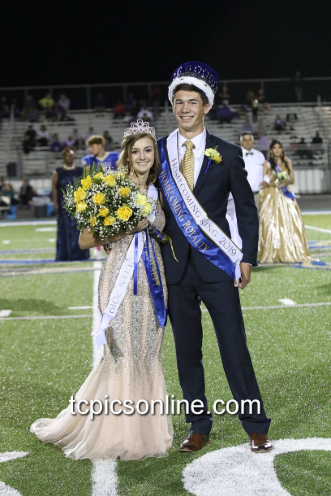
(123, 119), (156, 141)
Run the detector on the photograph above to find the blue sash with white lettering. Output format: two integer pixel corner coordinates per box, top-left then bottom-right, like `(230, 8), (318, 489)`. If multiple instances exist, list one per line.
(158, 139), (235, 280)
(275, 164), (295, 201)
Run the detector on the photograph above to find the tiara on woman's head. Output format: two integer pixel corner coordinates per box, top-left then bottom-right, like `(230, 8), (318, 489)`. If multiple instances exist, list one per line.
(123, 119), (156, 142)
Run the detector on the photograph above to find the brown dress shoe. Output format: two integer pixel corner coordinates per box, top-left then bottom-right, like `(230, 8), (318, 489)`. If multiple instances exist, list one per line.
(179, 432), (210, 452)
(249, 433), (273, 453)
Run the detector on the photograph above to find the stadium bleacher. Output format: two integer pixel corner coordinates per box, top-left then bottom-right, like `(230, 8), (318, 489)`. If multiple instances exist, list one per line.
(0, 103), (330, 197)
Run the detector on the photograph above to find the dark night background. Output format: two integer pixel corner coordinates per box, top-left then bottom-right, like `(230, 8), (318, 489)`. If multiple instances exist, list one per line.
(1, 0), (331, 101)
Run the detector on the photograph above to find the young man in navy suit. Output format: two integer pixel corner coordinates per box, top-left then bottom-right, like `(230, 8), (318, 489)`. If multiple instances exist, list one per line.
(158, 62), (272, 453)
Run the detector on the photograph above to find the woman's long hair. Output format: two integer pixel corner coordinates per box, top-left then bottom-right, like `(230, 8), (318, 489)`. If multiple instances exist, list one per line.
(269, 139), (290, 173)
(117, 132), (160, 185)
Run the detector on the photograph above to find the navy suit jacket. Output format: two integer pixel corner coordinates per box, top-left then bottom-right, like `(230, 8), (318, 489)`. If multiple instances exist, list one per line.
(158, 130), (259, 284)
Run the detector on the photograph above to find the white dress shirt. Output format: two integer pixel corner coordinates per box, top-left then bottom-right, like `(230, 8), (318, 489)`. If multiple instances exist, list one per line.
(241, 147), (265, 193)
(178, 128), (206, 187)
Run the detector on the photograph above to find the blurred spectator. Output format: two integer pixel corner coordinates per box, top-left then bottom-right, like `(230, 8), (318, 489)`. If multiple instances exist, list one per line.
(22, 95), (39, 122)
(293, 71), (304, 102)
(241, 115), (255, 135)
(251, 97), (259, 122)
(11, 98), (21, 119)
(124, 93), (136, 118)
(39, 93), (56, 120)
(64, 135), (77, 149)
(57, 94), (71, 120)
(0, 97), (9, 118)
(274, 115), (286, 133)
(113, 101), (125, 119)
(22, 125), (37, 154)
(94, 93), (107, 112)
(311, 131), (324, 158)
(258, 134), (270, 159)
(218, 103), (233, 124)
(219, 85), (230, 105)
(85, 127), (95, 143)
(50, 134), (63, 153)
(137, 106), (153, 123)
(312, 131), (323, 144)
(37, 124), (50, 146)
(72, 129), (83, 149)
(2, 183), (18, 205)
(257, 89), (270, 111)
(19, 179), (34, 208)
(103, 130), (113, 151)
(296, 137), (312, 160)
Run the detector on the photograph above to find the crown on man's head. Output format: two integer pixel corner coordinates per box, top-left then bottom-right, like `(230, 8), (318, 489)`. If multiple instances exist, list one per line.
(123, 119), (156, 143)
(168, 61), (220, 106)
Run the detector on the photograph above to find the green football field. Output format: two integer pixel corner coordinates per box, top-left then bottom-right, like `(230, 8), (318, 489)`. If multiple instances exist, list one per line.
(0, 214), (330, 495)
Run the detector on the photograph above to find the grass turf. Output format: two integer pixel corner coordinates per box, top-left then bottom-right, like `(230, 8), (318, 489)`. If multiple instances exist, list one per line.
(0, 218), (330, 495)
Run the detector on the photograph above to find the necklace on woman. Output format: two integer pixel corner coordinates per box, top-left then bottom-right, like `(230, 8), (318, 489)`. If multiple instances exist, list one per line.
(63, 164), (76, 170)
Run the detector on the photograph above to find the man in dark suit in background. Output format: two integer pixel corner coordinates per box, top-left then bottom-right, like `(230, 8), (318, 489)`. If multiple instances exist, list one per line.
(158, 62), (272, 453)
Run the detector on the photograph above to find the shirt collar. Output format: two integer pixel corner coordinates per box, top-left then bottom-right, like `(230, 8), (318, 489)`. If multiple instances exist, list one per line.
(242, 147), (255, 155)
(178, 128), (206, 151)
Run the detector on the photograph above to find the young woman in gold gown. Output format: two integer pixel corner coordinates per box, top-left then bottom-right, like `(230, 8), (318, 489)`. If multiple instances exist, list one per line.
(30, 125), (173, 461)
(258, 139), (310, 263)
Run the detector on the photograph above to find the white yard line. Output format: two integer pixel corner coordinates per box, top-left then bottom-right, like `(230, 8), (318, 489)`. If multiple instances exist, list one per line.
(305, 225), (331, 234)
(0, 220), (56, 227)
(201, 301), (331, 312)
(91, 261), (118, 496)
(302, 210), (331, 215)
(0, 314), (91, 321)
(68, 306), (93, 310)
(278, 299), (296, 306)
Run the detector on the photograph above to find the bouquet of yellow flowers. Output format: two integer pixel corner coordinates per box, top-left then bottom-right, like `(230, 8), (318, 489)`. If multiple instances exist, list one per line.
(63, 166), (157, 240)
(276, 171), (289, 183)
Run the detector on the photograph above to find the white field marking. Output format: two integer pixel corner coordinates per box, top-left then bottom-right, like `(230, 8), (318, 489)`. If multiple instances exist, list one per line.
(0, 451), (28, 496)
(302, 210), (331, 215)
(305, 225), (331, 234)
(48, 238), (56, 242)
(35, 227), (56, 232)
(2, 240), (10, 244)
(68, 306), (94, 310)
(0, 310), (12, 317)
(0, 314), (91, 321)
(278, 298), (296, 306)
(91, 261), (119, 496)
(0, 220), (56, 227)
(182, 437), (331, 496)
(201, 301), (331, 312)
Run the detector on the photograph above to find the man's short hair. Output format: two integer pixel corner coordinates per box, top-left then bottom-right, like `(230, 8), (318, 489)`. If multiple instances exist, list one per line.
(240, 132), (254, 141)
(86, 135), (105, 146)
(172, 83), (209, 107)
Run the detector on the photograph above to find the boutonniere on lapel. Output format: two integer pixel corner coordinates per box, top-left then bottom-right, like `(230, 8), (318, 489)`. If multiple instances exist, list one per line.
(204, 146), (222, 174)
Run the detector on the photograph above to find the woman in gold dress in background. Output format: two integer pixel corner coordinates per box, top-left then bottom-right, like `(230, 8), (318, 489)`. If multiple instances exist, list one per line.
(258, 139), (310, 263)
(31, 124), (173, 461)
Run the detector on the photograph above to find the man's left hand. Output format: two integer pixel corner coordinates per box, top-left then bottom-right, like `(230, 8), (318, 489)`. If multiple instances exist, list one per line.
(236, 262), (251, 289)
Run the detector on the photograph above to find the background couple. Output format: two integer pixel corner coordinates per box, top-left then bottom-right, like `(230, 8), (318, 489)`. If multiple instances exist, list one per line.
(31, 61), (272, 460)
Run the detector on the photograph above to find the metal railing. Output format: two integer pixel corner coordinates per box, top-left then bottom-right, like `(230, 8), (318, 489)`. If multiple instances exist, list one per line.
(2, 76), (331, 110)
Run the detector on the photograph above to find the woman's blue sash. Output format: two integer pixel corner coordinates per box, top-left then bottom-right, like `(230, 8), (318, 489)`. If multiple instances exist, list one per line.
(158, 139), (235, 280)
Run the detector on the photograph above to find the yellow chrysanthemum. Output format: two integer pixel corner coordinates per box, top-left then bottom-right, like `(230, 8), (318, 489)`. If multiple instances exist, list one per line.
(93, 192), (106, 205)
(102, 174), (116, 187)
(89, 215), (96, 226)
(135, 192), (148, 206)
(74, 187), (87, 203)
(99, 207), (109, 217)
(104, 216), (116, 226)
(117, 205), (132, 222)
(76, 201), (87, 212)
(81, 175), (92, 190)
(142, 203), (152, 215)
(118, 187), (131, 197)
(93, 172), (104, 179)
(213, 156), (222, 164)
